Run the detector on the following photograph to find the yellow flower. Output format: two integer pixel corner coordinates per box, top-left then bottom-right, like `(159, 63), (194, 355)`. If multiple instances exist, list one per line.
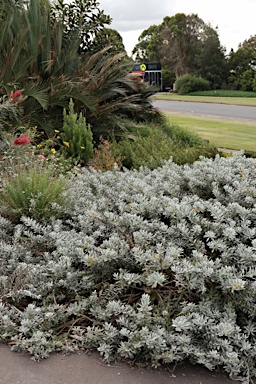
(63, 141), (69, 148)
(88, 255), (94, 266)
(54, 129), (59, 133)
(80, 146), (85, 149)
(37, 144), (42, 148)
(51, 148), (56, 154)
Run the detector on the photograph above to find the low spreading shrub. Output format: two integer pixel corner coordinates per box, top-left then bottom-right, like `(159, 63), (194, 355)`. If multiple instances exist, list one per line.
(161, 123), (204, 147)
(111, 123), (220, 169)
(175, 74), (211, 95)
(0, 154), (255, 383)
(111, 125), (177, 169)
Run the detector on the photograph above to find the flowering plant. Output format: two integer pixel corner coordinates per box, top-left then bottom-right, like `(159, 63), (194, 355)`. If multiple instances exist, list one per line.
(90, 136), (123, 171)
(14, 134), (31, 145)
(10, 91), (22, 100)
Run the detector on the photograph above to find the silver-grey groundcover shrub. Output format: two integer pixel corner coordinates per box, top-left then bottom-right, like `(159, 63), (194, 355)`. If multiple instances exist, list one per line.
(0, 153), (255, 383)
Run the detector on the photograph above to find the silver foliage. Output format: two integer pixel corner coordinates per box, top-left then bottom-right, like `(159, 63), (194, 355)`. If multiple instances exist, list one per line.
(0, 153), (256, 383)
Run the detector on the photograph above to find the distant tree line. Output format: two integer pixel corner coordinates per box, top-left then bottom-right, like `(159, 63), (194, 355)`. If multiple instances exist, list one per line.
(132, 13), (256, 92)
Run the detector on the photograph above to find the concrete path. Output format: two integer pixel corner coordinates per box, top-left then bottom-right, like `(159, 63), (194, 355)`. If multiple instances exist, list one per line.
(0, 344), (242, 384)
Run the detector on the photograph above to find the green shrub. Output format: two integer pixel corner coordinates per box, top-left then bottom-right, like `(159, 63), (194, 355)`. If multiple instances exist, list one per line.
(240, 69), (255, 92)
(161, 123), (204, 148)
(0, 163), (68, 222)
(61, 99), (93, 165)
(111, 126), (176, 169)
(175, 74), (211, 95)
(243, 150), (256, 158)
(111, 122), (213, 169)
(172, 146), (223, 165)
(162, 69), (176, 91)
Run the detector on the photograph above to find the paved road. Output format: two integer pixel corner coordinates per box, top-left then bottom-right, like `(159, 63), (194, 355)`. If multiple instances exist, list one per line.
(153, 99), (256, 123)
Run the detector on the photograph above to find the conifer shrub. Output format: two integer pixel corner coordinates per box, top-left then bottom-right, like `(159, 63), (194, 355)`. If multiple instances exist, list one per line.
(61, 99), (93, 165)
(0, 153), (255, 383)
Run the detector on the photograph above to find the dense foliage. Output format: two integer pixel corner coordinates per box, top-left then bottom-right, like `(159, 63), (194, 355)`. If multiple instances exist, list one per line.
(0, 154), (255, 383)
(110, 122), (220, 169)
(175, 74), (211, 95)
(0, 0), (160, 140)
(50, 0), (112, 54)
(61, 99), (93, 165)
(0, 2), (255, 382)
(227, 36), (256, 92)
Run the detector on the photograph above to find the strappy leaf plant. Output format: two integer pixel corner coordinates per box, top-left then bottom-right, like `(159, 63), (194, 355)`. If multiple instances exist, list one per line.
(0, 0), (160, 140)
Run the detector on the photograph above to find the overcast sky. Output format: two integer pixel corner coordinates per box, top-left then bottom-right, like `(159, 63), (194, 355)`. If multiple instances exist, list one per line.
(98, 0), (256, 56)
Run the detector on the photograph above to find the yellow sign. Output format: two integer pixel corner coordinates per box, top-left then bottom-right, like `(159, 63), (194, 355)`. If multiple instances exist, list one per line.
(140, 64), (146, 71)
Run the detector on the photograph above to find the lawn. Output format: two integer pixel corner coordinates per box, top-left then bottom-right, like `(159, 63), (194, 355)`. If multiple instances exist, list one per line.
(155, 92), (256, 106)
(167, 113), (256, 151)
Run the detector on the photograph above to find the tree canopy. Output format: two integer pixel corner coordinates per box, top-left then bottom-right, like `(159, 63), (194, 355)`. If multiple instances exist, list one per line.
(50, 0), (112, 54)
(227, 35), (256, 91)
(90, 28), (127, 56)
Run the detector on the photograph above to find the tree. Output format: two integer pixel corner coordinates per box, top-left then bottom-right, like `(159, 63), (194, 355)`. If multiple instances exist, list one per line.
(193, 25), (227, 89)
(226, 36), (256, 90)
(161, 14), (226, 86)
(90, 28), (126, 56)
(159, 14), (199, 77)
(132, 25), (162, 62)
(50, 0), (112, 54)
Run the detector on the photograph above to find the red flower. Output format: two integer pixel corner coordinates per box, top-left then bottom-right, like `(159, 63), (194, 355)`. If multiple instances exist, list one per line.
(14, 134), (31, 145)
(10, 91), (22, 99)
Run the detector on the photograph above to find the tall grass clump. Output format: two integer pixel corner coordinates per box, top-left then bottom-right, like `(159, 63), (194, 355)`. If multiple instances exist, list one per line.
(0, 163), (68, 221)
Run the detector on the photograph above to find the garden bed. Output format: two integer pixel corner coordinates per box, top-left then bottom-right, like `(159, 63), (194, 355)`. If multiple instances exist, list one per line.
(0, 153), (255, 383)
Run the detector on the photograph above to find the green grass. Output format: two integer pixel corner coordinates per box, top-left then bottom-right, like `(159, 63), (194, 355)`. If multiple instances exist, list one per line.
(154, 93), (256, 106)
(189, 90), (256, 97)
(167, 113), (256, 151)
